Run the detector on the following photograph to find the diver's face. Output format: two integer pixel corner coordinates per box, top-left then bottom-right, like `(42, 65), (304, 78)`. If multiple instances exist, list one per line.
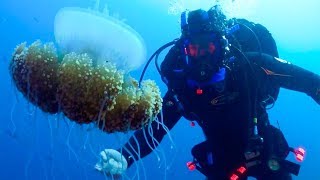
(185, 33), (223, 64)
(184, 33), (224, 82)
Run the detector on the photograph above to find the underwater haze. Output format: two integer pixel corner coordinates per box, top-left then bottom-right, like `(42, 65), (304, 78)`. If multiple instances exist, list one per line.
(0, 0), (320, 179)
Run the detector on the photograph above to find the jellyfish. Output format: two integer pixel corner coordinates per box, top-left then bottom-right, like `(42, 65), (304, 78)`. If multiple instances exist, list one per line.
(9, 7), (162, 133)
(54, 7), (147, 72)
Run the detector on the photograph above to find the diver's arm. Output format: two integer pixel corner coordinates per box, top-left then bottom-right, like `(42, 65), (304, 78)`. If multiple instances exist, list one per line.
(246, 52), (320, 104)
(120, 91), (182, 167)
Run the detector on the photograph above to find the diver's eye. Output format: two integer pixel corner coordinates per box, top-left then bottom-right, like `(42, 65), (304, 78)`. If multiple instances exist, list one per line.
(208, 42), (216, 54)
(188, 44), (199, 57)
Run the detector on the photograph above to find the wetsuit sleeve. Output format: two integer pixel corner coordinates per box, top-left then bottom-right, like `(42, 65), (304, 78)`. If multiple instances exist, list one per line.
(246, 52), (320, 105)
(119, 91), (182, 167)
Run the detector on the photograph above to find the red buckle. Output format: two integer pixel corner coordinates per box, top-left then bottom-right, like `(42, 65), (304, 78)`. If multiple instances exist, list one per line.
(186, 161), (196, 171)
(230, 174), (239, 180)
(196, 88), (203, 95)
(294, 147), (306, 162)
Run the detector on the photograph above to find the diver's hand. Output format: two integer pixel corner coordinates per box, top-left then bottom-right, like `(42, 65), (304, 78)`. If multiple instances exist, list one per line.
(312, 94), (320, 105)
(95, 149), (128, 175)
(310, 88), (320, 105)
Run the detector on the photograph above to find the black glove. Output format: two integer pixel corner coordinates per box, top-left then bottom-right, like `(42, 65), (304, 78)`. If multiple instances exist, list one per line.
(311, 88), (320, 105)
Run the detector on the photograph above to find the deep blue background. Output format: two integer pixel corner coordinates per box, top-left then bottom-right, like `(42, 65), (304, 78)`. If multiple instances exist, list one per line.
(0, 0), (319, 179)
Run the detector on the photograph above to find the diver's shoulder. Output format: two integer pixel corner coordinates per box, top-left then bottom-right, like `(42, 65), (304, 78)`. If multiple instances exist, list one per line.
(242, 52), (274, 61)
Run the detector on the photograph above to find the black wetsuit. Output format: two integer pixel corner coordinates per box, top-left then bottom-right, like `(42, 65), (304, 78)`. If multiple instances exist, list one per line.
(120, 46), (320, 179)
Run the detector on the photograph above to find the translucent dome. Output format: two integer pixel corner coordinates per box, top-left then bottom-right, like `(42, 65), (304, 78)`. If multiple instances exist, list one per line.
(54, 7), (147, 72)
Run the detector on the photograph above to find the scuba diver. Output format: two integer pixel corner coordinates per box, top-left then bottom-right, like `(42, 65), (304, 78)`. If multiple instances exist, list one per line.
(95, 5), (320, 180)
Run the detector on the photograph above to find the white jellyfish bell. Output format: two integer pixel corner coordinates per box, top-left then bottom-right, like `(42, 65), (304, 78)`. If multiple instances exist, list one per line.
(54, 7), (147, 72)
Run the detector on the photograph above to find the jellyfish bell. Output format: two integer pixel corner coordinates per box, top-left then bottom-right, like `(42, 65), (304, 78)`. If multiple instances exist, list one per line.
(54, 7), (147, 72)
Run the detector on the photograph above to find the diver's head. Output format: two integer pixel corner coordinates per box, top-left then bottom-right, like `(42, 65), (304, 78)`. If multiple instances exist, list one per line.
(180, 6), (229, 82)
(181, 5), (227, 36)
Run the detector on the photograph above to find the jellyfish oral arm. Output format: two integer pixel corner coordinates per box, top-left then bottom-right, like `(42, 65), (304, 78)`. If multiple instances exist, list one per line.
(95, 149), (128, 175)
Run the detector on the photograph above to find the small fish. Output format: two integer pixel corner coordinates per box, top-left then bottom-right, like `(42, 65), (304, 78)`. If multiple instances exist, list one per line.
(33, 17), (39, 23)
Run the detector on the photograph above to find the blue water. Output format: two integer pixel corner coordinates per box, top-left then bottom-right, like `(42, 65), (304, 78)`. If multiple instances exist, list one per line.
(0, 0), (319, 179)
